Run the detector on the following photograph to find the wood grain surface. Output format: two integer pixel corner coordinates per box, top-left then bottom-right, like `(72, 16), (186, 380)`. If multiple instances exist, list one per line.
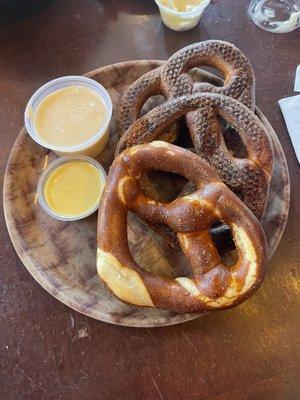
(0, 0), (299, 399)
(3, 60), (290, 327)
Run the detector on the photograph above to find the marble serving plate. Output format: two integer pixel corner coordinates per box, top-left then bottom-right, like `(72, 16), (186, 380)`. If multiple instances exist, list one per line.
(3, 60), (290, 327)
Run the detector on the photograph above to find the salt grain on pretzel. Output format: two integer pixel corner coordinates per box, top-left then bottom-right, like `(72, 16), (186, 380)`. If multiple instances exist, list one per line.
(97, 142), (268, 313)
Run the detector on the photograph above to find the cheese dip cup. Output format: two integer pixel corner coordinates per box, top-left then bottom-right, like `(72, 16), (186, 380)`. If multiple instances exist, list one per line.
(25, 76), (112, 158)
(37, 155), (107, 221)
(155, 0), (211, 31)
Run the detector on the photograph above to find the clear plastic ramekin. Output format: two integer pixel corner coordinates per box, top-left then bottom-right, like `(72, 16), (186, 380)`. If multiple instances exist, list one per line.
(155, 0), (211, 31)
(24, 76), (113, 158)
(37, 155), (107, 222)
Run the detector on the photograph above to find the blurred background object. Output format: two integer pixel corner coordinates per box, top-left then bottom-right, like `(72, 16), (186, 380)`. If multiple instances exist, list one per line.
(0, 0), (53, 22)
(248, 0), (300, 32)
(155, 0), (211, 31)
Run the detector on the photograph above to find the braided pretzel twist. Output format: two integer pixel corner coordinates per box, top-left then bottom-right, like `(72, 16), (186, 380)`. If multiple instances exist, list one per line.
(116, 93), (273, 220)
(97, 142), (267, 313)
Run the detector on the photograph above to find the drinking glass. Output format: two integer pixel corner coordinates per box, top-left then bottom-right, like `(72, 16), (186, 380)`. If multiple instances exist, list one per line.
(248, 0), (300, 32)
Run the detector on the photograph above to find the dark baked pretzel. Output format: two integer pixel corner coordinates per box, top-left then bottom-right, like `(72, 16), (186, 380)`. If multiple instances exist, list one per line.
(117, 67), (161, 136)
(161, 40), (255, 110)
(116, 40), (255, 139)
(116, 66), (224, 138)
(116, 93), (273, 220)
(116, 67), (179, 143)
(97, 142), (268, 313)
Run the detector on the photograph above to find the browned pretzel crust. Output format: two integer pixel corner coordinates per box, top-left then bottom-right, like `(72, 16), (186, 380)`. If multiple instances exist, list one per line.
(161, 40), (255, 110)
(116, 93), (273, 220)
(116, 40), (255, 138)
(117, 67), (161, 136)
(116, 67), (179, 143)
(97, 142), (268, 313)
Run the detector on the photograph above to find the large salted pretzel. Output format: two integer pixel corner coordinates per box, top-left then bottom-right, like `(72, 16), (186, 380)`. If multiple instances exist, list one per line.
(116, 93), (273, 220)
(117, 40), (255, 138)
(97, 142), (268, 313)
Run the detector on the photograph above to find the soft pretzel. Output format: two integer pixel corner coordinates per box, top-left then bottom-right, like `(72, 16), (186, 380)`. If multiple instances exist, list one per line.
(161, 40), (255, 110)
(116, 93), (273, 220)
(117, 67), (162, 137)
(116, 40), (255, 138)
(116, 67), (179, 143)
(97, 142), (268, 313)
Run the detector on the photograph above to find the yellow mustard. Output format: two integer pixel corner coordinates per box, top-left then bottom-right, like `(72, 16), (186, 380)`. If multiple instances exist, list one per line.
(44, 161), (105, 218)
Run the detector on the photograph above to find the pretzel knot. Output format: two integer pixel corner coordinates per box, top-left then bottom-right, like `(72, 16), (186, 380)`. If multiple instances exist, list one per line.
(116, 67), (180, 143)
(117, 40), (255, 138)
(161, 40), (255, 109)
(117, 93), (273, 220)
(97, 142), (267, 313)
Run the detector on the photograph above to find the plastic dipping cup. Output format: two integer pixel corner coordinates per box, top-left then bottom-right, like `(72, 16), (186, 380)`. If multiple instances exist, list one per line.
(25, 76), (113, 158)
(155, 0), (211, 31)
(37, 155), (107, 222)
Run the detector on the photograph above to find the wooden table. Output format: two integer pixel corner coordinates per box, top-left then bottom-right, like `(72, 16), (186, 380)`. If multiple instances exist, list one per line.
(1, 1), (299, 399)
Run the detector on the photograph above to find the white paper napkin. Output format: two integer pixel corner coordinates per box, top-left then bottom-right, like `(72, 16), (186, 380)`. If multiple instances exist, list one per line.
(278, 65), (300, 164)
(295, 65), (300, 92)
(278, 95), (300, 164)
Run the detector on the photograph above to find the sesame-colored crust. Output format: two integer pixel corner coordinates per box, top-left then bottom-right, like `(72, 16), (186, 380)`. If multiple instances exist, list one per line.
(97, 142), (268, 313)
